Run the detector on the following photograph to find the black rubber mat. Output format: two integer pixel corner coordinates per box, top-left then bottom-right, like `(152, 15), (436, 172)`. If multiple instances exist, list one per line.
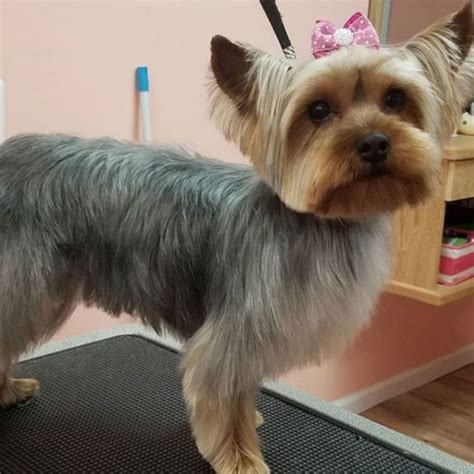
(0, 335), (438, 473)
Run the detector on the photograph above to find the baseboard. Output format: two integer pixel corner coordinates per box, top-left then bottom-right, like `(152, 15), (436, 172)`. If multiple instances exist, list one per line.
(334, 344), (474, 414)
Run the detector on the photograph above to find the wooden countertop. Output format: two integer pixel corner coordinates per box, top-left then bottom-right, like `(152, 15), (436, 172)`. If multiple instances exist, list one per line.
(444, 135), (474, 161)
(387, 278), (474, 305)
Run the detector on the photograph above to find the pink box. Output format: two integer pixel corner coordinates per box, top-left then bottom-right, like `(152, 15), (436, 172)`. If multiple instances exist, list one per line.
(438, 233), (474, 286)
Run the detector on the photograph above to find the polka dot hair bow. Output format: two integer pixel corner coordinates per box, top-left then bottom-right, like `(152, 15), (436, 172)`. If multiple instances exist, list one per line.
(311, 12), (380, 59)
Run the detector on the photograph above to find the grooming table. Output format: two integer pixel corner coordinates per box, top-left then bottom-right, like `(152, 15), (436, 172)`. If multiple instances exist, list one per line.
(0, 327), (470, 473)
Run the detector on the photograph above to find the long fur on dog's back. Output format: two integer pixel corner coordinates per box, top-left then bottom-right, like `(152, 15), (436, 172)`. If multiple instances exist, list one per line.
(0, 134), (388, 369)
(0, 134), (259, 339)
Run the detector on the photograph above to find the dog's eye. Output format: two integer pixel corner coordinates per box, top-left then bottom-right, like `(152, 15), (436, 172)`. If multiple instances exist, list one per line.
(384, 89), (406, 111)
(308, 101), (333, 122)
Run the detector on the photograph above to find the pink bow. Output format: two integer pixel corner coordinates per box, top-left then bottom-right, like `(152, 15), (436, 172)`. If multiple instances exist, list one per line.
(311, 12), (380, 59)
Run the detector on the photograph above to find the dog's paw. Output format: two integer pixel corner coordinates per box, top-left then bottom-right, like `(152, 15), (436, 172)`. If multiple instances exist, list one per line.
(0, 378), (40, 407)
(237, 458), (270, 474)
(213, 452), (270, 474)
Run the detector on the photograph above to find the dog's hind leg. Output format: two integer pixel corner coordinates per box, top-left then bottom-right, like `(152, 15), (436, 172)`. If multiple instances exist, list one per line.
(0, 360), (39, 407)
(0, 247), (79, 407)
(182, 323), (269, 474)
(0, 297), (43, 408)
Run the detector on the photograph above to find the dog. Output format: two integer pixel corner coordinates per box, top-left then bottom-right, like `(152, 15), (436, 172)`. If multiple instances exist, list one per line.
(0, 4), (472, 473)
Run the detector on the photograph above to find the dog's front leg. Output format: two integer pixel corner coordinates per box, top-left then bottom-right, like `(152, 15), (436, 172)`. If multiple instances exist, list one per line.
(182, 325), (269, 474)
(187, 390), (267, 474)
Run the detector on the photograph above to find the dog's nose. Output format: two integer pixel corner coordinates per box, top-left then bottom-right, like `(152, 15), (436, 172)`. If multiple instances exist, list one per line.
(356, 133), (390, 163)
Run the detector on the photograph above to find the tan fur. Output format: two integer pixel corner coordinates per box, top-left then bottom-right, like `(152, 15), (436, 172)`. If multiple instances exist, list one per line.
(0, 355), (40, 407)
(212, 45), (448, 217)
(182, 325), (268, 474)
(210, 6), (472, 219)
(276, 48), (442, 216)
(0, 378), (39, 407)
(400, 3), (473, 140)
(186, 394), (268, 474)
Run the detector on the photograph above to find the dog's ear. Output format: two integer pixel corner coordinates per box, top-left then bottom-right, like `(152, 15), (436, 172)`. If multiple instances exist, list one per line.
(401, 3), (473, 139)
(209, 35), (293, 176)
(403, 3), (472, 73)
(210, 35), (254, 110)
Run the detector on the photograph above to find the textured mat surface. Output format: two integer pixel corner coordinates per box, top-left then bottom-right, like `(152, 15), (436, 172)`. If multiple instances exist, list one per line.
(0, 335), (437, 473)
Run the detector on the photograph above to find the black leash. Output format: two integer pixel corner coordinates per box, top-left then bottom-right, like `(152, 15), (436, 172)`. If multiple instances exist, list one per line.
(260, 0), (296, 59)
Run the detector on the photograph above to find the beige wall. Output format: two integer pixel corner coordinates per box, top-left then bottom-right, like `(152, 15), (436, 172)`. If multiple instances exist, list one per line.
(2, 1), (473, 404)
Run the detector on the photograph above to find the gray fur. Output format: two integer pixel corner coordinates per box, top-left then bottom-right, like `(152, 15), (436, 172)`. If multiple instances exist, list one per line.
(0, 133), (389, 390)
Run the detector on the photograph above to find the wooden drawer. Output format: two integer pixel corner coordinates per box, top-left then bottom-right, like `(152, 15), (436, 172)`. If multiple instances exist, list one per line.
(445, 159), (474, 201)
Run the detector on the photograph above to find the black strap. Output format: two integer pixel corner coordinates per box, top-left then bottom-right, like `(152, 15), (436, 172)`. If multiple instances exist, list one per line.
(260, 0), (296, 59)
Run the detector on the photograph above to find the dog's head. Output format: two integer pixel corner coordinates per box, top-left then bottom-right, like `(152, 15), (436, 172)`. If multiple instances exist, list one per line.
(209, 4), (473, 218)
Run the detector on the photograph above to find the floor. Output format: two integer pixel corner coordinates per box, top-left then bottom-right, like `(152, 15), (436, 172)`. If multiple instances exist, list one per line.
(362, 364), (474, 464)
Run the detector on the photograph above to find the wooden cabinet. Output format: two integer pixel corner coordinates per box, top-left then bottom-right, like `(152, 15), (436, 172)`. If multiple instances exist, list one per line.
(445, 159), (474, 201)
(386, 135), (474, 305)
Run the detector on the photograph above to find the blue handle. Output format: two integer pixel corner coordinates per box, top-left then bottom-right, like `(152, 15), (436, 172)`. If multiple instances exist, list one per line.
(136, 66), (149, 92)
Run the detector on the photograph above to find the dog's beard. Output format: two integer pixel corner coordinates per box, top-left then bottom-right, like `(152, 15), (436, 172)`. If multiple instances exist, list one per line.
(312, 173), (434, 218)
(275, 102), (442, 218)
(309, 127), (442, 218)
(209, 4), (473, 221)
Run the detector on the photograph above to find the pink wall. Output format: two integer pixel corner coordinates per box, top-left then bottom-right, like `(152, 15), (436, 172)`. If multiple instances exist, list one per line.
(2, 1), (473, 403)
(283, 293), (474, 400)
(387, 0), (467, 43)
(2, 0), (368, 162)
(0, 2), (3, 76)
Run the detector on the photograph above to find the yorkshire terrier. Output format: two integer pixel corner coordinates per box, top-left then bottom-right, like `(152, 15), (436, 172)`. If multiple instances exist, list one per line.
(0, 4), (472, 473)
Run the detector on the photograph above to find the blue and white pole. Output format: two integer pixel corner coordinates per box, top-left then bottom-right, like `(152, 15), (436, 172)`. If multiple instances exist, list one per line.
(136, 66), (152, 144)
